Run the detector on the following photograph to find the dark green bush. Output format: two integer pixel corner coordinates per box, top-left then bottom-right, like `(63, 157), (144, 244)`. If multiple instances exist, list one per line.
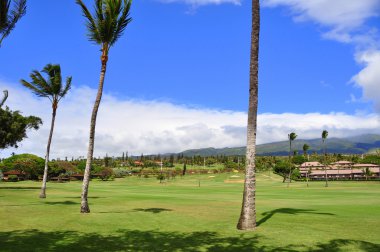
(8, 175), (18, 182)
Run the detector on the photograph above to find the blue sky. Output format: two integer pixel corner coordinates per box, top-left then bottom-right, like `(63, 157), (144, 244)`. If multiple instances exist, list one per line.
(1, 0), (380, 157)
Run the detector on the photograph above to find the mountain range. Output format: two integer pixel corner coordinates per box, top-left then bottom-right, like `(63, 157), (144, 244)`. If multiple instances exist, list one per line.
(178, 134), (380, 157)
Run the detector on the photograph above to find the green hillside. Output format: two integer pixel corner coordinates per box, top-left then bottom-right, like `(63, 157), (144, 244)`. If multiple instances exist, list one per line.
(180, 134), (380, 156)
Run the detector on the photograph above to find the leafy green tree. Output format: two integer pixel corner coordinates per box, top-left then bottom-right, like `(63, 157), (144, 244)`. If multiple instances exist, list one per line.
(76, 0), (132, 213)
(0, 106), (41, 149)
(292, 155), (307, 165)
(237, 0), (260, 231)
(21, 64), (72, 198)
(273, 159), (293, 183)
(0, 0), (26, 47)
(322, 130), (328, 187)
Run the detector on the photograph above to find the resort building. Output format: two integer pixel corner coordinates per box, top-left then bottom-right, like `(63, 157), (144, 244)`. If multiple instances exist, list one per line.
(299, 161), (380, 180)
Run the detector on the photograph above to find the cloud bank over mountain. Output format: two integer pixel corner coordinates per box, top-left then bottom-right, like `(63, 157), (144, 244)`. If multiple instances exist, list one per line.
(1, 82), (379, 158)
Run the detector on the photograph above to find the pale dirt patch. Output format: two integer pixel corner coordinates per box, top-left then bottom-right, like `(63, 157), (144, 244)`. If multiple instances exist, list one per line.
(224, 179), (244, 184)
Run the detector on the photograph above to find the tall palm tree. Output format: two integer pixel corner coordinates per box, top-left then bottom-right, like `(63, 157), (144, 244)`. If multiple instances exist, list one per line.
(287, 132), (297, 187)
(237, 0), (260, 231)
(0, 0), (26, 47)
(76, 0), (132, 213)
(21, 64), (72, 198)
(322, 130), (328, 187)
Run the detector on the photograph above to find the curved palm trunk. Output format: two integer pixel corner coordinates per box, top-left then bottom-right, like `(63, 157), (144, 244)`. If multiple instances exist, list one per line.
(81, 58), (107, 213)
(237, 0), (260, 231)
(39, 106), (57, 198)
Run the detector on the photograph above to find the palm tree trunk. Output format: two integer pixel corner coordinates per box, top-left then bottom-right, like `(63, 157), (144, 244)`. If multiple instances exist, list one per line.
(39, 106), (57, 198)
(287, 141), (292, 187)
(237, 0), (260, 231)
(81, 59), (108, 213)
(324, 142), (328, 187)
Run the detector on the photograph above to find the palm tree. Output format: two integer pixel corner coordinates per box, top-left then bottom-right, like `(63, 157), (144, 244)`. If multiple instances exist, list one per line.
(322, 130), (328, 187)
(237, 0), (260, 231)
(76, 0), (132, 213)
(287, 132), (297, 187)
(21, 64), (72, 198)
(363, 167), (372, 181)
(303, 143), (309, 158)
(0, 0), (26, 47)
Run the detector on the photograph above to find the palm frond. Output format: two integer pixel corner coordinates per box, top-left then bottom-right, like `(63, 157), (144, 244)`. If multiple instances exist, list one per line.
(58, 76), (72, 101)
(0, 0), (26, 46)
(21, 63), (72, 104)
(77, 0), (132, 50)
(76, 0), (101, 44)
(111, 0), (132, 46)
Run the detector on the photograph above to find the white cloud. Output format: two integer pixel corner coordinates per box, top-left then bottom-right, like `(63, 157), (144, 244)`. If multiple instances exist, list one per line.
(159, 0), (241, 6)
(351, 50), (380, 111)
(263, 0), (380, 112)
(263, 0), (380, 42)
(1, 82), (379, 159)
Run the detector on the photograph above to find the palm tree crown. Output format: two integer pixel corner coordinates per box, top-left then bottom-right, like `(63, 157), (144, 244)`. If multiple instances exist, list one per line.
(0, 0), (26, 46)
(21, 64), (72, 108)
(76, 0), (132, 62)
(289, 132), (297, 142)
(322, 130), (328, 142)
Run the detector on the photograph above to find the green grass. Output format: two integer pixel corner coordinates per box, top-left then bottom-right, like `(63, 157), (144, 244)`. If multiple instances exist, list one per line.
(0, 173), (379, 251)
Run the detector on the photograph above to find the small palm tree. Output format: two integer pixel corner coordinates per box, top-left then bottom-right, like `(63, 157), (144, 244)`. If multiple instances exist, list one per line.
(363, 167), (372, 181)
(0, 0), (26, 47)
(237, 0), (260, 231)
(21, 64), (72, 198)
(303, 143), (309, 158)
(322, 130), (329, 187)
(287, 132), (297, 187)
(76, 0), (132, 213)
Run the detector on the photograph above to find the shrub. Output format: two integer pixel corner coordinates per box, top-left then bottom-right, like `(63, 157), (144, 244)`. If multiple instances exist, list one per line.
(100, 167), (114, 181)
(8, 175), (18, 182)
(2, 154), (44, 180)
(157, 173), (165, 182)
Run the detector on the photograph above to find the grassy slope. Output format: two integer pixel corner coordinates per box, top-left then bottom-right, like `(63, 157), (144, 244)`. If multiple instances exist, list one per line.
(0, 173), (379, 251)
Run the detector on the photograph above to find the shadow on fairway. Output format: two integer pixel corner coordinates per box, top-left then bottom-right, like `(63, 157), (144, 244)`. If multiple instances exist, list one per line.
(44, 201), (78, 205)
(257, 208), (335, 227)
(133, 208), (173, 214)
(64, 196), (104, 199)
(0, 229), (378, 252)
(0, 187), (40, 190)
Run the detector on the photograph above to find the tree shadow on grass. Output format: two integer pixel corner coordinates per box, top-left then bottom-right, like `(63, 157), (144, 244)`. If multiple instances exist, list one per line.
(64, 196), (104, 199)
(44, 201), (78, 205)
(0, 187), (40, 190)
(0, 229), (378, 252)
(133, 208), (173, 214)
(257, 208), (335, 227)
